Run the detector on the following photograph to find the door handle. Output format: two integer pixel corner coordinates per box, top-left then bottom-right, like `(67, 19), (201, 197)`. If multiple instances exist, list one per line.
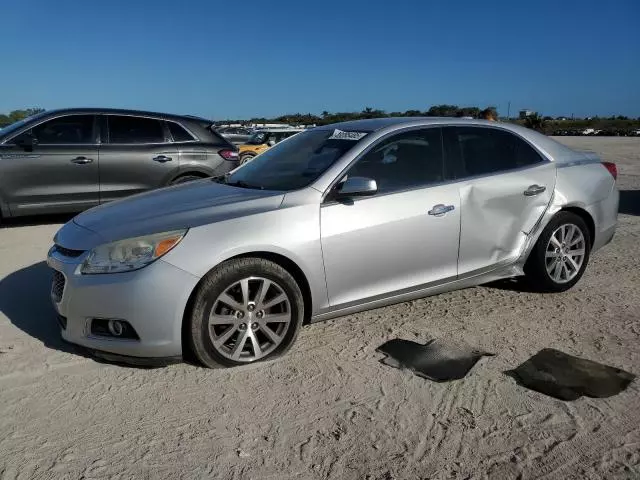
(153, 155), (173, 163)
(524, 184), (546, 196)
(70, 156), (93, 165)
(428, 204), (455, 216)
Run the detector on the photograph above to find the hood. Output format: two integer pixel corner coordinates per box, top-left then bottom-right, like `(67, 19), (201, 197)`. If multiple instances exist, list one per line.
(61, 179), (284, 249)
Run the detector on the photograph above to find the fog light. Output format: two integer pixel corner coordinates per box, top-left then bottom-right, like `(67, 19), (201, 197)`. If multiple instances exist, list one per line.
(90, 319), (140, 340)
(108, 320), (124, 336)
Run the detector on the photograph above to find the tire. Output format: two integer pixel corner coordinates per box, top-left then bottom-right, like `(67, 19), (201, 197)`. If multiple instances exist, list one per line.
(525, 211), (591, 293)
(170, 174), (205, 185)
(188, 258), (304, 368)
(240, 153), (255, 165)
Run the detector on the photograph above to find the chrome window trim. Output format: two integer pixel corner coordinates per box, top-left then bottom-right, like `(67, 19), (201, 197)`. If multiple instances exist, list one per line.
(320, 123), (553, 203)
(165, 119), (198, 143)
(1, 113), (99, 146)
(103, 114), (171, 146)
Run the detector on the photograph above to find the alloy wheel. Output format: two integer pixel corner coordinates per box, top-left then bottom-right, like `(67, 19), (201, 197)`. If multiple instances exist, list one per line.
(208, 277), (291, 362)
(545, 223), (586, 284)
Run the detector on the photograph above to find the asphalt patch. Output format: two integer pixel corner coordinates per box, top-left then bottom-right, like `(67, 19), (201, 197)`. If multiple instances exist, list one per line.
(376, 338), (494, 382)
(506, 348), (635, 401)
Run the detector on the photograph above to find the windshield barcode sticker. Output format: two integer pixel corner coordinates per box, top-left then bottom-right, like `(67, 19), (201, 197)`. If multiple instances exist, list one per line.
(328, 129), (367, 141)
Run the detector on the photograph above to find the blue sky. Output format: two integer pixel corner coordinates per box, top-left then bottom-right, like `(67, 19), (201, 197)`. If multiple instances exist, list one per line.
(2, 0), (639, 119)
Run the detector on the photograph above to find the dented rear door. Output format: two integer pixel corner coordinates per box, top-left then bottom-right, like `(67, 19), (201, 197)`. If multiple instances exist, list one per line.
(442, 126), (557, 276)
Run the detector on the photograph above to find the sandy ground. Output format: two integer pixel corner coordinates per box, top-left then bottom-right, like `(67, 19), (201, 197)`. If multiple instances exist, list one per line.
(0, 137), (639, 480)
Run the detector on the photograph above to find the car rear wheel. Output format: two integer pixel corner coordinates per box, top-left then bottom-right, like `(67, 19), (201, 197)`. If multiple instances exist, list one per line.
(240, 153), (255, 165)
(525, 211), (591, 292)
(188, 258), (304, 368)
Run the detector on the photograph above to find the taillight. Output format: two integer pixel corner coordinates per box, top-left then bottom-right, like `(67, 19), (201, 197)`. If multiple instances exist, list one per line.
(602, 161), (617, 180)
(219, 149), (239, 161)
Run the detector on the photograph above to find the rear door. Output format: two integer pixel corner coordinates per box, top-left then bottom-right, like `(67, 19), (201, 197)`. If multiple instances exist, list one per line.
(0, 114), (99, 215)
(442, 126), (556, 275)
(98, 114), (178, 203)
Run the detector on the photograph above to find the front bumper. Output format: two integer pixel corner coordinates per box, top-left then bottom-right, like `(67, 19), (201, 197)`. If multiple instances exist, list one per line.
(47, 247), (200, 359)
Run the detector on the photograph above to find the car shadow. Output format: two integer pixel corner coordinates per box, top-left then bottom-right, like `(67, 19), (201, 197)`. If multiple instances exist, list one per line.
(484, 277), (542, 293)
(1, 213), (76, 227)
(619, 190), (640, 216)
(0, 261), (156, 368)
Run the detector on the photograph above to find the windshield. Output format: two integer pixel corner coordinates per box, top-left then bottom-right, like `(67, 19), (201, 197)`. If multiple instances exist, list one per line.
(0, 112), (48, 139)
(226, 129), (369, 191)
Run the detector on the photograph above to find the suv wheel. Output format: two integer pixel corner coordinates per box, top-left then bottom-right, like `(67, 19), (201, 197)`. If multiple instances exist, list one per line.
(171, 175), (204, 185)
(188, 258), (304, 368)
(525, 211), (591, 292)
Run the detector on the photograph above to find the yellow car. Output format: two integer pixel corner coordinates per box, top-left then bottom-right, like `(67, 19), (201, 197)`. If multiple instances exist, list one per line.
(238, 128), (304, 164)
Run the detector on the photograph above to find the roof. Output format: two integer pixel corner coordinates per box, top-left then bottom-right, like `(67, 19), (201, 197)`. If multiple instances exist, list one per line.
(41, 108), (212, 124)
(317, 117), (582, 163)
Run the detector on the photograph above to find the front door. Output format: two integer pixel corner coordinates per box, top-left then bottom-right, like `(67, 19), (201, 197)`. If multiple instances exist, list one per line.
(98, 114), (178, 203)
(0, 114), (99, 216)
(320, 127), (461, 308)
(442, 126), (557, 275)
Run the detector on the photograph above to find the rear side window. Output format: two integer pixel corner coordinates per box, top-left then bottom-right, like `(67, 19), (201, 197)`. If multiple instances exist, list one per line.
(443, 126), (543, 179)
(19, 115), (95, 144)
(168, 122), (195, 142)
(108, 116), (165, 144)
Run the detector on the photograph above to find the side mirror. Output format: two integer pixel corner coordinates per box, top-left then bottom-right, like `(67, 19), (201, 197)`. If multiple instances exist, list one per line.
(267, 140), (276, 147)
(336, 176), (378, 198)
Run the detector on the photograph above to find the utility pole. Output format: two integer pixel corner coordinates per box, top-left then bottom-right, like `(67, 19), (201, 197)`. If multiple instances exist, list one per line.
(506, 101), (511, 121)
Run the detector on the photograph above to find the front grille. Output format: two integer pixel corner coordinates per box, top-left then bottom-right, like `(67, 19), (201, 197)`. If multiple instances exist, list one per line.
(51, 271), (66, 303)
(54, 245), (85, 258)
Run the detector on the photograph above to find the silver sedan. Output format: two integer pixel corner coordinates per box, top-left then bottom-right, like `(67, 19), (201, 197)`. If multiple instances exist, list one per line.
(47, 118), (619, 367)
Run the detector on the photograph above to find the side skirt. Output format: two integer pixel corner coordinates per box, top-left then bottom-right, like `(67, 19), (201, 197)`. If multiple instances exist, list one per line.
(310, 261), (523, 324)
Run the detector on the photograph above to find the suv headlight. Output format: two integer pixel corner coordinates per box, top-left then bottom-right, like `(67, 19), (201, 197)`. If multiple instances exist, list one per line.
(80, 230), (187, 274)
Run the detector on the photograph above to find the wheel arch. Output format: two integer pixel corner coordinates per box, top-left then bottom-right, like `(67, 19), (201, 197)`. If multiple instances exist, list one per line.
(521, 203), (596, 268)
(558, 205), (595, 247)
(180, 250), (314, 359)
(168, 170), (209, 185)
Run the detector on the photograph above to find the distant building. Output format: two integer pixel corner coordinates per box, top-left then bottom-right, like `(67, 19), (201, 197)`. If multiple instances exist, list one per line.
(519, 109), (536, 119)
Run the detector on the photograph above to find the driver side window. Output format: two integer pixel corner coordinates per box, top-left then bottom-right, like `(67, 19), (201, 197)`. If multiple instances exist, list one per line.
(12, 115), (95, 145)
(346, 128), (444, 194)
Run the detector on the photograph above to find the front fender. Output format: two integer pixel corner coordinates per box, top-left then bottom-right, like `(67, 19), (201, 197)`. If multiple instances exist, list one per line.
(161, 203), (330, 314)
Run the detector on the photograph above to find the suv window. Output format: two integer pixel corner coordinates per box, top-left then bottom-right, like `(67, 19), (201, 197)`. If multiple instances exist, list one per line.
(346, 128), (444, 194)
(14, 115), (94, 144)
(108, 116), (165, 144)
(443, 126), (543, 179)
(168, 122), (195, 142)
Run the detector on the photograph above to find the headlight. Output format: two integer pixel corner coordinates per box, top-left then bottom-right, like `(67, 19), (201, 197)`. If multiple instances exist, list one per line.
(80, 230), (187, 274)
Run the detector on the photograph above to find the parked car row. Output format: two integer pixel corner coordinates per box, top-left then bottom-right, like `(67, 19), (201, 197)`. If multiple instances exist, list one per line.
(215, 126), (254, 144)
(0, 108), (239, 219)
(237, 127), (305, 164)
(552, 128), (640, 136)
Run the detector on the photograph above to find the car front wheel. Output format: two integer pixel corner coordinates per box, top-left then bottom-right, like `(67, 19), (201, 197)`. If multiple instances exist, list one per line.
(525, 211), (591, 292)
(188, 258), (304, 368)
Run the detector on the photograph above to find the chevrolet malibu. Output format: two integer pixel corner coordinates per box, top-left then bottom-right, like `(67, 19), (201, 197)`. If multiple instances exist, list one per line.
(47, 118), (619, 367)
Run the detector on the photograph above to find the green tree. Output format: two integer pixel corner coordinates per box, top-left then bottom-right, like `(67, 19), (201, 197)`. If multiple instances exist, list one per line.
(427, 104), (459, 117)
(524, 112), (545, 131)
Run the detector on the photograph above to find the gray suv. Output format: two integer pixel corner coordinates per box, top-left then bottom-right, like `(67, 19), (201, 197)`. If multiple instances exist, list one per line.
(0, 108), (239, 219)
